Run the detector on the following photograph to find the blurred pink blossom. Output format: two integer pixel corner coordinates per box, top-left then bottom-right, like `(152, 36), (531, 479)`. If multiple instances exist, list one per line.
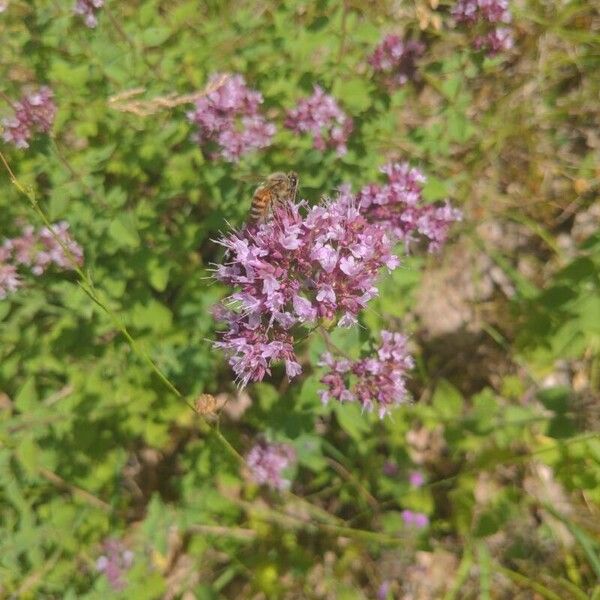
(2, 87), (56, 149)
(73, 0), (104, 28)
(0, 222), (83, 299)
(285, 86), (353, 156)
(96, 539), (134, 590)
(401, 509), (429, 528)
(187, 73), (275, 161)
(369, 35), (425, 89)
(409, 470), (425, 487)
(246, 441), (296, 490)
(452, 0), (514, 55)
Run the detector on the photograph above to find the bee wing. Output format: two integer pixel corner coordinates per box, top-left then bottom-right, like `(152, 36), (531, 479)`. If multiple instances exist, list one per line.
(238, 173), (270, 183)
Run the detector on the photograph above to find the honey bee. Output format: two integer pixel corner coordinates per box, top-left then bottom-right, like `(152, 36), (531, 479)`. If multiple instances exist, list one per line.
(248, 171), (299, 224)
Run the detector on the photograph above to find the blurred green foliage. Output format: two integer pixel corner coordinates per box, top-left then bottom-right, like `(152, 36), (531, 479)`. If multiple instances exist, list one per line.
(1, 0), (599, 598)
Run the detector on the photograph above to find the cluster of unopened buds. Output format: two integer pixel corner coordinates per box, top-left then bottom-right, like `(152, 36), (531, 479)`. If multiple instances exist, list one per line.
(1, 87), (56, 149)
(452, 0), (514, 55)
(212, 163), (461, 417)
(0, 222), (83, 299)
(73, 0), (104, 28)
(187, 73), (276, 162)
(369, 35), (425, 89)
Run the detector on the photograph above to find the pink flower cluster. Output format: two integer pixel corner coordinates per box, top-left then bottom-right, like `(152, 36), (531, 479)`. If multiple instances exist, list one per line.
(368, 35), (425, 89)
(285, 86), (353, 156)
(474, 27), (514, 54)
(401, 509), (429, 528)
(452, 0), (511, 24)
(212, 163), (460, 390)
(2, 87), (56, 149)
(357, 163), (462, 252)
(319, 331), (414, 418)
(246, 441), (296, 490)
(0, 222), (83, 298)
(409, 470), (425, 487)
(73, 0), (104, 28)
(213, 195), (399, 387)
(187, 73), (276, 162)
(96, 539), (134, 591)
(452, 0), (514, 55)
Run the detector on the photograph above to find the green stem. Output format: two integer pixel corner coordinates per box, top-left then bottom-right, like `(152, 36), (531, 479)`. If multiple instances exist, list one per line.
(495, 565), (563, 600)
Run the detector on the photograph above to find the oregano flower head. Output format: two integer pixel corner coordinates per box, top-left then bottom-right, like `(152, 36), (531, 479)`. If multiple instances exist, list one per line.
(73, 0), (104, 28)
(246, 441), (296, 490)
(2, 87), (56, 149)
(0, 222), (83, 299)
(285, 86), (353, 156)
(357, 162), (462, 252)
(187, 73), (276, 161)
(369, 35), (425, 89)
(213, 194), (399, 387)
(319, 330), (414, 418)
(452, 0), (514, 56)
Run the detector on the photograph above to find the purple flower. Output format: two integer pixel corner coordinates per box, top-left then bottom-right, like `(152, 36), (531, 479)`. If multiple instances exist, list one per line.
(369, 35), (425, 89)
(378, 581), (391, 600)
(401, 509), (429, 528)
(213, 195), (399, 387)
(96, 539), (134, 590)
(318, 330), (414, 418)
(382, 460), (399, 477)
(73, 0), (104, 27)
(474, 27), (514, 54)
(0, 262), (21, 299)
(452, 0), (513, 55)
(285, 86), (353, 156)
(0, 222), (83, 299)
(357, 162), (462, 252)
(246, 441), (296, 490)
(2, 87), (56, 149)
(409, 470), (425, 487)
(187, 73), (275, 162)
(452, 0), (511, 24)
(5, 222), (83, 275)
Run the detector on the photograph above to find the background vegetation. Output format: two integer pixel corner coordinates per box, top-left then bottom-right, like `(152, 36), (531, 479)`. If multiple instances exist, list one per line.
(1, 0), (599, 597)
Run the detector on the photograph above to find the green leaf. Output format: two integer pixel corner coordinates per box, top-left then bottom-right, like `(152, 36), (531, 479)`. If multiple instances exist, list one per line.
(333, 78), (373, 113)
(130, 299), (173, 333)
(109, 213), (141, 249)
(16, 437), (39, 476)
(140, 26), (171, 47)
(148, 258), (170, 292)
(334, 403), (369, 442)
(15, 379), (38, 412)
(422, 176), (449, 202)
(432, 380), (464, 419)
